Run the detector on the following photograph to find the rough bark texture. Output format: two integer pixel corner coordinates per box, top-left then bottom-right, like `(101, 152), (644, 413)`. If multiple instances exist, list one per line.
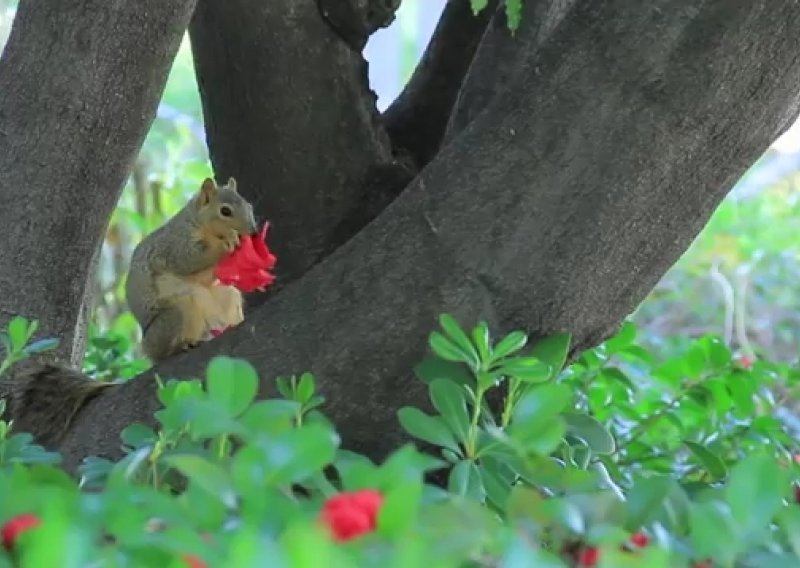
(189, 0), (414, 307)
(382, 0), (499, 168)
(0, 0), (197, 365)
(52, 1), (800, 473)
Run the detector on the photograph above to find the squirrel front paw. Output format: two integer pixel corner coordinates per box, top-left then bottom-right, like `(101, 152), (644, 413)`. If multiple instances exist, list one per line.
(179, 341), (199, 352)
(219, 228), (240, 253)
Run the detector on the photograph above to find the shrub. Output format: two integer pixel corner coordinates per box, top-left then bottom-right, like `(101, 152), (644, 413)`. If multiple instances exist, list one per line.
(0, 315), (798, 567)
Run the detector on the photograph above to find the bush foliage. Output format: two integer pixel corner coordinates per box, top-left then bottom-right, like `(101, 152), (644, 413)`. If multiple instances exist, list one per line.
(0, 315), (799, 567)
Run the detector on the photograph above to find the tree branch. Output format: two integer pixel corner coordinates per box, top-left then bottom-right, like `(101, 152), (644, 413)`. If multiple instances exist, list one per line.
(50, 0), (800, 472)
(189, 0), (414, 309)
(0, 0), (197, 365)
(443, 0), (575, 143)
(382, 0), (499, 169)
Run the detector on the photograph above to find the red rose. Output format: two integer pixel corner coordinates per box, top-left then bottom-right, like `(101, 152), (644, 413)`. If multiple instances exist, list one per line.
(577, 546), (600, 567)
(630, 531), (649, 547)
(320, 489), (384, 542)
(214, 221), (277, 293)
(182, 555), (207, 568)
(1, 513), (41, 551)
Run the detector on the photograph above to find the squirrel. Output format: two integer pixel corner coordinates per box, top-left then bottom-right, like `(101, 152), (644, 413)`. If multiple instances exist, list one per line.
(125, 176), (258, 362)
(0, 358), (114, 449)
(0, 177), (258, 449)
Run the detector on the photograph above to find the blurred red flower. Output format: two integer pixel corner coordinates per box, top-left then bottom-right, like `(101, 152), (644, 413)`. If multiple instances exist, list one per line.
(1, 513), (41, 551)
(320, 489), (384, 542)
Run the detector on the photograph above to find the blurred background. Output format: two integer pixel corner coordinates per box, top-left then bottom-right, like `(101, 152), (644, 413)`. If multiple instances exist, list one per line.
(2, 1), (800, 373)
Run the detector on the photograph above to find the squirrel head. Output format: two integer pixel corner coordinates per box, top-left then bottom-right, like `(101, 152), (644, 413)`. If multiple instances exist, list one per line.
(194, 177), (258, 236)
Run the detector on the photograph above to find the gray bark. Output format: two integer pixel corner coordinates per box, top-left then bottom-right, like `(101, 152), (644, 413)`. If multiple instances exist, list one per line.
(54, 1), (800, 472)
(0, 0), (198, 365)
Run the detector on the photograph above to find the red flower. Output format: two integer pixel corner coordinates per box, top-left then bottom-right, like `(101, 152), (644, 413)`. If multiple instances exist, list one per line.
(734, 354), (754, 369)
(209, 327), (230, 338)
(1, 513), (41, 551)
(630, 531), (649, 547)
(214, 221), (277, 293)
(182, 555), (207, 568)
(577, 546), (600, 567)
(320, 489), (384, 542)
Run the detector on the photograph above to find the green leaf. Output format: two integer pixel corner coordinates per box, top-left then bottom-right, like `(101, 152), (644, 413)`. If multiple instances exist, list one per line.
(728, 375), (756, 417)
(501, 534), (567, 568)
(23, 337), (59, 355)
(414, 356), (475, 388)
(429, 331), (470, 364)
(684, 441), (727, 481)
(725, 452), (789, 540)
(439, 314), (480, 368)
(703, 336), (731, 368)
(471, 321), (491, 364)
(562, 413), (615, 455)
(379, 443), (447, 486)
(120, 424), (157, 448)
(378, 480), (423, 536)
(296, 373), (315, 405)
(429, 379), (470, 447)
(448, 460), (484, 501)
(492, 331), (528, 361)
(239, 400), (299, 436)
(280, 521), (335, 568)
(604, 321), (636, 353)
(683, 343), (706, 378)
(498, 357), (551, 383)
(529, 332), (571, 379)
(778, 506), (800, 557)
(510, 417), (566, 456)
(163, 454), (237, 508)
(513, 383), (572, 424)
(397, 407), (460, 453)
(259, 423), (339, 486)
(479, 458), (513, 509)
(504, 0), (523, 31)
(624, 475), (673, 530)
(275, 376), (292, 400)
(689, 501), (739, 565)
(206, 356), (259, 417)
(470, 0), (489, 16)
(7, 316), (30, 353)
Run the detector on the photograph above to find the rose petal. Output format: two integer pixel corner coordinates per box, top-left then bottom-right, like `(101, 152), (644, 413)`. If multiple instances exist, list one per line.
(253, 222), (277, 269)
(213, 221), (277, 293)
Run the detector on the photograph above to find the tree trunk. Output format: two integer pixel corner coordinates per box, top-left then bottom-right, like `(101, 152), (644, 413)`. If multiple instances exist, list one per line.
(0, 0), (198, 365)
(52, 1), (800, 472)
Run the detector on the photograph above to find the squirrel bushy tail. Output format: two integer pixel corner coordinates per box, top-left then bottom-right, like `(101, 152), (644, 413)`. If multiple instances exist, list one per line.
(0, 360), (112, 448)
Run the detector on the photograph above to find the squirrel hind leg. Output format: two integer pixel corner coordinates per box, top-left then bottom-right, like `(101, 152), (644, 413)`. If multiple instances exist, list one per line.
(142, 306), (187, 363)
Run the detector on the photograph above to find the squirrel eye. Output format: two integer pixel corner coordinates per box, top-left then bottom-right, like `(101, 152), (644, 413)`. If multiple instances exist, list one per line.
(220, 205), (232, 217)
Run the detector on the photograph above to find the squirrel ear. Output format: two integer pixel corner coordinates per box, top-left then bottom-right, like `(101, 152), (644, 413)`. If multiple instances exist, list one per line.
(226, 177), (238, 193)
(198, 178), (217, 206)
